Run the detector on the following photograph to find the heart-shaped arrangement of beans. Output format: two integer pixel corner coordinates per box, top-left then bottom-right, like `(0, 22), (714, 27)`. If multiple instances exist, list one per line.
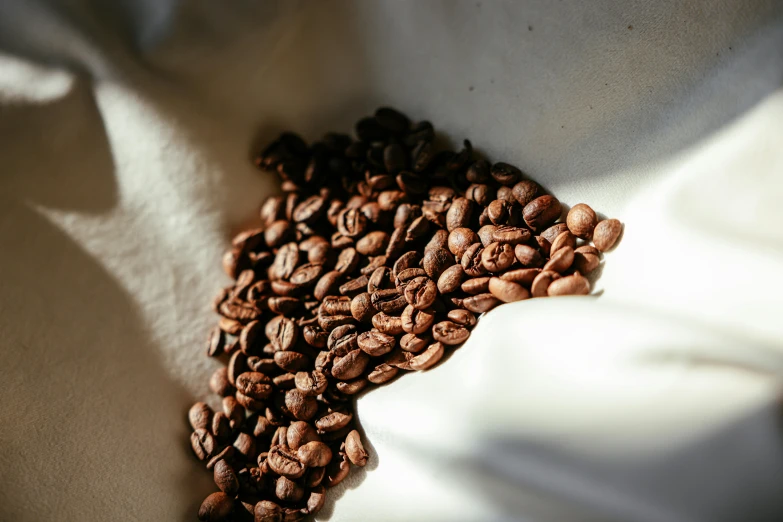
(189, 108), (623, 521)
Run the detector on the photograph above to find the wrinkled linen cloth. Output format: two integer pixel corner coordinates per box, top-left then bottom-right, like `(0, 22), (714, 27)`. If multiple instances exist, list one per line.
(1, 1), (783, 521)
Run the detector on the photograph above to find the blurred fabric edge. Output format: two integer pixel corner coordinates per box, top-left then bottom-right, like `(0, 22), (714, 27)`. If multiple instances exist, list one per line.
(1, 1), (783, 522)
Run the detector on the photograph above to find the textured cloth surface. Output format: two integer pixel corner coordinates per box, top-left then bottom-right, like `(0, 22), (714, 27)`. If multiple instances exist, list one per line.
(1, 1), (783, 521)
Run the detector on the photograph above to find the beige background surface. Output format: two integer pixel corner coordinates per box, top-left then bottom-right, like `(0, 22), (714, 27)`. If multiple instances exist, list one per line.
(1, 1), (783, 521)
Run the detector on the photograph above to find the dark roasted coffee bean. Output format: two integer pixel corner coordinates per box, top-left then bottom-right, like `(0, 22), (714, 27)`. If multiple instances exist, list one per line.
(293, 195), (327, 224)
(401, 305), (435, 335)
(265, 220), (295, 248)
(386, 226), (407, 258)
(395, 268), (427, 292)
(339, 275), (370, 297)
(191, 428), (216, 461)
(317, 313), (354, 332)
(272, 373), (296, 389)
(404, 276), (437, 310)
(315, 408), (353, 433)
(189, 402), (213, 431)
(422, 248), (454, 280)
(482, 242), (516, 272)
(210, 368), (235, 397)
(227, 351), (248, 386)
(392, 251), (420, 279)
(295, 369), (328, 397)
(446, 197), (473, 231)
(477, 225), (497, 247)
(357, 329), (396, 356)
(267, 296), (299, 315)
(314, 270), (343, 301)
(466, 183), (495, 206)
(198, 492), (234, 521)
(219, 299), (262, 323)
(321, 295), (352, 316)
(371, 312), (405, 335)
(463, 293), (501, 313)
(396, 171), (428, 195)
(461, 277), (491, 295)
(491, 162), (522, 186)
(289, 263), (324, 288)
(367, 267), (393, 293)
(496, 186), (514, 201)
(360, 255), (389, 275)
(336, 376), (367, 394)
(367, 362), (399, 383)
(325, 454), (351, 488)
(213, 459), (239, 495)
(206, 446), (235, 471)
(405, 215), (430, 241)
(275, 475), (305, 503)
(303, 325), (328, 348)
(239, 320), (262, 355)
(285, 388), (318, 421)
(466, 159), (491, 183)
(411, 140), (434, 172)
(461, 243), (487, 277)
(350, 292), (377, 323)
(425, 229), (450, 253)
(512, 180), (539, 206)
(356, 231), (389, 256)
(491, 225), (531, 245)
(487, 199), (509, 225)
(370, 288), (408, 314)
(327, 324), (359, 356)
(375, 107), (410, 133)
(267, 446), (306, 479)
(247, 356), (278, 374)
(222, 396), (245, 429)
(236, 372), (273, 402)
(219, 317), (243, 336)
(573, 245), (601, 274)
(336, 208), (368, 238)
(260, 196), (285, 226)
(523, 195), (562, 231)
(331, 349), (370, 380)
(377, 190), (407, 211)
(222, 247), (246, 280)
(393, 204), (422, 229)
(274, 351), (310, 373)
(265, 316), (298, 351)
(269, 279), (300, 296)
(206, 326), (225, 357)
(287, 421), (321, 451)
(254, 500), (283, 522)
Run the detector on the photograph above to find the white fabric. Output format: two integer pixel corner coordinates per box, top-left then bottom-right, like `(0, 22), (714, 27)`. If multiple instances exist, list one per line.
(1, 1), (782, 521)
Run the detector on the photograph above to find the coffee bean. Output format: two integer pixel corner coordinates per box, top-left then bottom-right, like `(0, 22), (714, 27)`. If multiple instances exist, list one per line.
(377, 190), (407, 211)
(523, 195), (561, 231)
(265, 316), (298, 351)
(370, 288), (408, 314)
(325, 454), (351, 487)
(488, 277), (530, 303)
(375, 107), (410, 133)
(213, 459), (239, 495)
(367, 362), (399, 383)
(227, 351), (248, 386)
(593, 218), (623, 252)
(466, 183), (495, 206)
(448, 228), (479, 259)
(403, 276), (437, 309)
(189, 402), (213, 431)
(534, 236), (552, 256)
(289, 262), (325, 288)
(541, 223), (569, 244)
(198, 492), (234, 521)
(337, 378), (369, 395)
(573, 245), (601, 273)
(287, 421), (321, 451)
(350, 292), (377, 323)
(543, 245), (574, 273)
(305, 486), (326, 516)
(274, 351), (310, 373)
(481, 242), (516, 272)
(222, 248), (245, 280)
(337, 208), (368, 238)
(466, 159), (491, 183)
(206, 446), (235, 471)
(294, 369), (328, 396)
(432, 321), (470, 345)
(405, 215), (430, 241)
(437, 264), (465, 294)
(409, 342), (445, 371)
(550, 230), (576, 254)
(357, 329), (396, 356)
(400, 305), (436, 335)
(461, 277), (491, 295)
(422, 248), (455, 280)
(327, 324), (358, 356)
(356, 231), (389, 256)
(411, 140), (434, 172)
(512, 180), (539, 206)
(210, 368), (234, 397)
(315, 409), (353, 433)
(297, 441), (333, 468)
(425, 229), (450, 253)
(331, 349), (370, 380)
(514, 244), (543, 268)
(268, 296), (300, 315)
(260, 196), (284, 226)
(265, 220), (295, 248)
(447, 308), (477, 327)
(371, 312), (405, 335)
(218, 318), (243, 335)
(462, 293), (501, 313)
(302, 325), (328, 348)
(395, 267), (427, 292)
(531, 270), (561, 297)
(386, 226), (407, 258)
(446, 197), (473, 231)
(361, 255), (389, 275)
(320, 295), (352, 316)
(236, 372), (273, 401)
(191, 428), (216, 461)
(477, 225), (497, 246)
(345, 430), (369, 467)
(396, 170), (428, 195)
(367, 267), (393, 293)
(566, 203), (597, 239)
(219, 299), (262, 323)
(491, 162), (522, 186)
(285, 389), (318, 421)
(313, 270), (342, 301)
(461, 243), (487, 277)
(339, 275), (370, 297)
(548, 272), (591, 296)
(254, 500), (283, 522)
(222, 396), (245, 429)
(267, 446), (306, 479)
(239, 320), (261, 355)
(491, 225), (531, 245)
(273, 373), (297, 390)
(206, 327), (225, 357)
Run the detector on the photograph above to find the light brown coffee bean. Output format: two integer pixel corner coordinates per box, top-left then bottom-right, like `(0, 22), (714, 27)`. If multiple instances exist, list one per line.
(350, 292), (377, 323)
(287, 421), (321, 451)
(540, 223), (569, 244)
(222, 396), (244, 429)
(550, 230), (576, 254)
(593, 219), (623, 252)
(463, 293), (501, 313)
(371, 312), (405, 335)
(566, 203), (598, 239)
(422, 247), (455, 280)
(432, 321), (470, 345)
(297, 441), (333, 468)
(345, 430), (369, 467)
(189, 402), (213, 431)
(315, 409), (353, 433)
(543, 245), (574, 273)
(461, 277), (491, 295)
(276, 475), (305, 503)
(448, 228), (479, 259)
(404, 276), (437, 310)
(410, 342), (445, 370)
(531, 270), (562, 297)
(512, 180), (539, 206)
(267, 446), (306, 479)
(501, 268), (541, 286)
(548, 272), (591, 296)
(447, 309), (477, 326)
(331, 349), (370, 380)
(254, 500), (283, 522)
(367, 363), (399, 383)
(488, 277), (530, 303)
(325, 454), (351, 487)
(573, 247), (601, 273)
(491, 225), (531, 245)
(294, 370), (328, 397)
(461, 243), (487, 277)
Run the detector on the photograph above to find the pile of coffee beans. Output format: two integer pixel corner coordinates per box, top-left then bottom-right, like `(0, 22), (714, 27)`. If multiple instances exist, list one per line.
(189, 108), (622, 521)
